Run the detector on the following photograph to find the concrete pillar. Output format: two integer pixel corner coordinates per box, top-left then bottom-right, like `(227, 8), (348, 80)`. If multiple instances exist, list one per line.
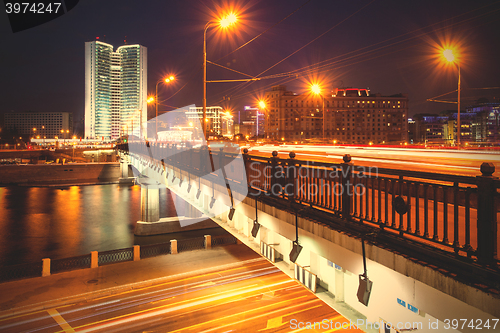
(42, 258), (50, 277)
(133, 245), (140, 261)
(171, 239), (178, 254)
(140, 182), (160, 223)
(205, 235), (212, 249)
(120, 158), (129, 178)
(91, 251), (98, 268)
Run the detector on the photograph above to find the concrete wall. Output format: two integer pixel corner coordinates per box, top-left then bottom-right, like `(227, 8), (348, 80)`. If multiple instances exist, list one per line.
(0, 163), (120, 185)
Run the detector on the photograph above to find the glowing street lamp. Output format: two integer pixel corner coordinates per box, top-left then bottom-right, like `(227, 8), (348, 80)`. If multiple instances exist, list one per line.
(155, 76), (175, 138)
(203, 12), (238, 138)
(258, 100), (270, 139)
(310, 84), (325, 142)
(442, 48), (461, 145)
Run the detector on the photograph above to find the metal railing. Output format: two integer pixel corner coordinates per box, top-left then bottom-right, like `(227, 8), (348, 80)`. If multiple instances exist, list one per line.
(98, 247), (134, 266)
(0, 262), (43, 283)
(212, 234), (238, 247)
(177, 237), (206, 252)
(116, 143), (499, 267)
(140, 242), (171, 259)
(0, 234), (238, 283)
(51, 254), (91, 274)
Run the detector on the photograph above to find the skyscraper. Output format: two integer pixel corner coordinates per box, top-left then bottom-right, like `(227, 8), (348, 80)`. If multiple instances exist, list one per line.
(85, 40), (147, 140)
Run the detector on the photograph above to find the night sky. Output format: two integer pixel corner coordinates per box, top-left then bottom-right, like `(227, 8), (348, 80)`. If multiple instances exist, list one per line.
(1, 0), (500, 134)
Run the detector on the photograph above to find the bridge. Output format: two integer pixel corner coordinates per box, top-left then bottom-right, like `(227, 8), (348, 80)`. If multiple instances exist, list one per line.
(116, 142), (500, 332)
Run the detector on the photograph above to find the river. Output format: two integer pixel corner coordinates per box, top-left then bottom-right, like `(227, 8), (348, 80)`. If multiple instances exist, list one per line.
(0, 184), (228, 267)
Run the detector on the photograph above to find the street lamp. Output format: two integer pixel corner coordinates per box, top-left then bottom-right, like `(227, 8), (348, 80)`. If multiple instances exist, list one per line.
(203, 13), (238, 138)
(258, 100), (268, 139)
(442, 49), (461, 146)
(311, 84), (325, 142)
(155, 76), (175, 138)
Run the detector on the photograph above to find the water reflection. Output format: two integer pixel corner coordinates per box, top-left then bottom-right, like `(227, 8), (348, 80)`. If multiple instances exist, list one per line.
(0, 184), (227, 267)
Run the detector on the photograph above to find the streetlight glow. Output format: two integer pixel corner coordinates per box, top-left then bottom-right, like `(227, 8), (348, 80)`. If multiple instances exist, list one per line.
(311, 84), (321, 95)
(258, 100), (266, 109)
(220, 13), (237, 28)
(443, 49), (455, 63)
(310, 83), (325, 142)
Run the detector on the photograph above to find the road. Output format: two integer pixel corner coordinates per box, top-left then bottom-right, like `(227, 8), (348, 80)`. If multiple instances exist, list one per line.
(247, 145), (500, 177)
(0, 257), (362, 333)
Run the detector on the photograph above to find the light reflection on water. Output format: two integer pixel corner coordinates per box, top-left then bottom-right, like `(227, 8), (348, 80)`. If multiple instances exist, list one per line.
(0, 184), (228, 267)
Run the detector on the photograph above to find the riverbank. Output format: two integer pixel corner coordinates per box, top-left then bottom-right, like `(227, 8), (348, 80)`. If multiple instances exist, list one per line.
(0, 162), (120, 185)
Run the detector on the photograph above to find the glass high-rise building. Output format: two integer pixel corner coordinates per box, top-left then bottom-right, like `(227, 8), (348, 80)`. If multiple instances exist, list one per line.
(85, 41), (147, 140)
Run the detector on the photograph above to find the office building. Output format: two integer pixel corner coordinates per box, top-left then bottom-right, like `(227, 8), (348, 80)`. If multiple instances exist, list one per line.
(410, 101), (499, 144)
(3, 111), (73, 139)
(186, 106), (223, 136)
(264, 85), (408, 143)
(85, 40), (147, 140)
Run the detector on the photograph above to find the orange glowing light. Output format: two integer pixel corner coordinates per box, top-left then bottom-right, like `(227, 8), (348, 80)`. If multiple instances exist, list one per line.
(258, 100), (266, 109)
(220, 13), (237, 28)
(443, 49), (455, 63)
(311, 84), (321, 95)
(147, 97), (155, 104)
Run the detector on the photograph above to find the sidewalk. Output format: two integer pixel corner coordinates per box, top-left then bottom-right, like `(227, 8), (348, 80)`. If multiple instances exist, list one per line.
(0, 244), (258, 317)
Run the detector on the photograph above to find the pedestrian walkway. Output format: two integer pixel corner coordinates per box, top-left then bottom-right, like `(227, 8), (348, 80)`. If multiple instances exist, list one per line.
(0, 244), (257, 317)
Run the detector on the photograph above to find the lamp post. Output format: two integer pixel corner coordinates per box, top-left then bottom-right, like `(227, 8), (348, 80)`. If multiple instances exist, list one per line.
(311, 84), (325, 142)
(258, 100), (268, 139)
(155, 76), (175, 139)
(443, 49), (461, 146)
(203, 13), (237, 139)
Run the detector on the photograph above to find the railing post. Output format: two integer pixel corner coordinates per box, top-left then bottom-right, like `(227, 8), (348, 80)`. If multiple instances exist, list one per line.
(171, 239), (178, 254)
(341, 154), (353, 221)
(205, 235), (212, 249)
(287, 151), (296, 201)
(476, 162), (497, 264)
(242, 148), (250, 188)
(271, 151), (279, 196)
(42, 258), (50, 277)
(91, 251), (98, 268)
(133, 245), (140, 261)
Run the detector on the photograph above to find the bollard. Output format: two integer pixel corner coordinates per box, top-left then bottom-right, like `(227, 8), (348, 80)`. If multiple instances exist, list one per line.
(171, 239), (178, 254)
(205, 235), (212, 249)
(133, 245), (140, 261)
(42, 258), (51, 277)
(91, 251), (98, 268)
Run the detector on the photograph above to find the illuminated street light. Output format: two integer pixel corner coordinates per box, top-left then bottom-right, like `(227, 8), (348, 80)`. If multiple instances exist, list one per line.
(442, 48), (461, 146)
(155, 76), (175, 138)
(310, 84), (325, 142)
(203, 12), (238, 138)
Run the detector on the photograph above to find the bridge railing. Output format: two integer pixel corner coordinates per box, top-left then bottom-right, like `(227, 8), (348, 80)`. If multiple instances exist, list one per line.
(116, 143), (498, 266)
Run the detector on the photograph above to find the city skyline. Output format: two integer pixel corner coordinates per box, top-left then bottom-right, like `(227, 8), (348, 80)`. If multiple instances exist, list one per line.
(1, 0), (500, 128)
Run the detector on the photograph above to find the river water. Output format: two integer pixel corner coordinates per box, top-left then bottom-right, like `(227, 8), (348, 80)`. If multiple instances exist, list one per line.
(0, 184), (228, 267)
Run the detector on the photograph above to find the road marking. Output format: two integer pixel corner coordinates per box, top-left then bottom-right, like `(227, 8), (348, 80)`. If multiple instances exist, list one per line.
(47, 309), (75, 333)
(264, 316), (283, 329)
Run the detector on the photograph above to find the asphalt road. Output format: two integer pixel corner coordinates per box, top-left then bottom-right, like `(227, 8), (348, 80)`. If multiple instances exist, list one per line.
(0, 257), (362, 333)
